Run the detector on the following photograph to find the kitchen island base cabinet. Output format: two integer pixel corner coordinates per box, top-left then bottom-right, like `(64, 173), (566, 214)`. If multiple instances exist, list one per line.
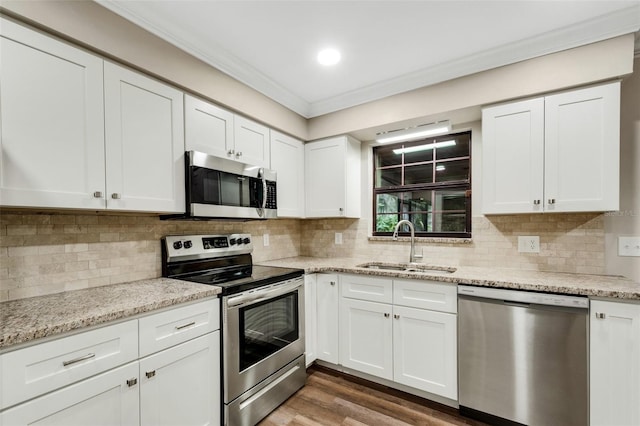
(0, 362), (140, 426)
(139, 332), (220, 426)
(590, 300), (640, 426)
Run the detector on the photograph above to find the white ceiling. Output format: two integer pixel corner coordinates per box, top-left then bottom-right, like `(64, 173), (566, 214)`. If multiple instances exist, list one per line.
(98, 0), (640, 118)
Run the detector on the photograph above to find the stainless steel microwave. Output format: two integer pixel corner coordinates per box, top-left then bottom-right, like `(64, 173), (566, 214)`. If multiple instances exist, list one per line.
(172, 151), (277, 220)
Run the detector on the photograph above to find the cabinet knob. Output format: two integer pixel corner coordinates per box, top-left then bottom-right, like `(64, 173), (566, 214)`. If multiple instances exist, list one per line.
(548, 198), (556, 204)
(93, 191), (103, 198)
(533, 199), (541, 205)
(111, 193), (120, 200)
(595, 312), (606, 319)
(236, 151), (243, 158)
(330, 281), (336, 286)
(384, 313), (390, 318)
(227, 149), (235, 156)
(126, 378), (138, 387)
(394, 314), (400, 319)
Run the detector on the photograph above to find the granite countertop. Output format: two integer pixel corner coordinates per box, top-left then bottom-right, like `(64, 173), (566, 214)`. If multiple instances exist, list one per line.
(258, 256), (640, 301)
(0, 278), (221, 350)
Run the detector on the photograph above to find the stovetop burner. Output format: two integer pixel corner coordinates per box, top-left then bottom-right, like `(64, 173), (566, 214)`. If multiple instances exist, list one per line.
(161, 233), (303, 295)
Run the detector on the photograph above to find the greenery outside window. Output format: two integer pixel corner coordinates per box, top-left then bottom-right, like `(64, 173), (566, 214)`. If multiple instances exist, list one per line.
(373, 131), (471, 238)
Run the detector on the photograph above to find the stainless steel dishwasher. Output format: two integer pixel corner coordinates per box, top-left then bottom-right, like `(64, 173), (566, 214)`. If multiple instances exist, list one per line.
(458, 285), (589, 426)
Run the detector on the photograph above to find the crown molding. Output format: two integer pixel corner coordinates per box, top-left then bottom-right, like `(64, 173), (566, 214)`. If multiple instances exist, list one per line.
(97, 2), (639, 118)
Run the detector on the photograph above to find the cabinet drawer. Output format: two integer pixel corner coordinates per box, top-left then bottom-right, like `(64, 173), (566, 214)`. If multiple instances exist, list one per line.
(393, 279), (457, 313)
(1, 319), (138, 410)
(139, 299), (219, 357)
(340, 274), (392, 303)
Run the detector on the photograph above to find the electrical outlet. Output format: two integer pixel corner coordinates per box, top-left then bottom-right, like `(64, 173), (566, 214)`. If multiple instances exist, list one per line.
(618, 237), (640, 257)
(335, 232), (343, 245)
(263, 233), (270, 247)
(518, 236), (540, 253)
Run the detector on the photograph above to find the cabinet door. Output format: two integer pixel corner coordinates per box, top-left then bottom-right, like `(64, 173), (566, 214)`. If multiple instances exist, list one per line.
(316, 274), (340, 364)
(305, 137), (346, 218)
(339, 298), (393, 380)
(304, 274), (318, 366)
(393, 305), (457, 400)
(0, 362), (139, 426)
(104, 62), (185, 213)
(544, 82), (620, 212)
(140, 332), (220, 426)
(482, 98), (544, 214)
(0, 17), (106, 210)
(270, 130), (305, 217)
(184, 94), (234, 159)
(590, 300), (640, 426)
(234, 115), (270, 168)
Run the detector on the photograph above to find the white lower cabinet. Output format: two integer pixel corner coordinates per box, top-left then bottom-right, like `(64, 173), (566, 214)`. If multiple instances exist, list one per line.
(0, 362), (140, 426)
(304, 274), (318, 366)
(316, 274), (340, 364)
(320, 273), (458, 401)
(140, 332), (220, 426)
(393, 305), (457, 400)
(590, 300), (640, 426)
(0, 299), (221, 426)
(340, 298), (393, 380)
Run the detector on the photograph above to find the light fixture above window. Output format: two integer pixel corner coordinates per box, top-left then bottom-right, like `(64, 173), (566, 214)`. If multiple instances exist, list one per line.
(392, 140), (456, 155)
(376, 120), (451, 144)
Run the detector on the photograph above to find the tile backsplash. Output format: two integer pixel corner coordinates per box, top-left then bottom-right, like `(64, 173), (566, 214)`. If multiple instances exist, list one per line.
(1, 211), (604, 301)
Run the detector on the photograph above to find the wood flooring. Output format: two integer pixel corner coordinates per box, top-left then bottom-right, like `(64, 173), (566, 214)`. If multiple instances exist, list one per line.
(258, 365), (488, 426)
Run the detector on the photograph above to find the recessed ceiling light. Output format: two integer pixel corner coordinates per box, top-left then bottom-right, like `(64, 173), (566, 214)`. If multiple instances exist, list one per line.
(317, 48), (341, 66)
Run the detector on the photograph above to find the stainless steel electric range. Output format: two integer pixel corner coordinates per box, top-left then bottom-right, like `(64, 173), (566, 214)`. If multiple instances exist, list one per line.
(162, 234), (306, 426)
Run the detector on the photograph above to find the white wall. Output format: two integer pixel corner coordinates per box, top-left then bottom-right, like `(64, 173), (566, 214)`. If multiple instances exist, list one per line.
(604, 56), (640, 281)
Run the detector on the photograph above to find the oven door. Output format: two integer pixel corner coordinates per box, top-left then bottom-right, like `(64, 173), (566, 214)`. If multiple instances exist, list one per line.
(223, 277), (305, 403)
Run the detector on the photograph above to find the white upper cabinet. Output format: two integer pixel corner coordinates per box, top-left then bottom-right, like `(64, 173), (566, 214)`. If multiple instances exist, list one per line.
(544, 83), (620, 212)
(184, 94), (234, 159)
(184, 95), (271, 168)
(104, 62), (185, 213)
(482, 82), (620, 214)
(305, 135), (361, 218)
(0, 19), (185, 213)
(0, 17), (106, 210)
(270, 130), (305, 217)
(234, 115), (271, 168)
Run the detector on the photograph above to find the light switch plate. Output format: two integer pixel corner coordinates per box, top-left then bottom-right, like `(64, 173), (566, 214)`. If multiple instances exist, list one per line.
(335, 232), (343, 245)
(518, 236), (540, 253)
(618, 236), (640, 257)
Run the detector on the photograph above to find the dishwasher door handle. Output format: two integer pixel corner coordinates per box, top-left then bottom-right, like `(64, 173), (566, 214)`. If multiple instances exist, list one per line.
(503, 301), (531, 308)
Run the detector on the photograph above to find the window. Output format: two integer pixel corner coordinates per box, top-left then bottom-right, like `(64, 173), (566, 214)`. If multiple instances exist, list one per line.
(373, 131), (471, 238)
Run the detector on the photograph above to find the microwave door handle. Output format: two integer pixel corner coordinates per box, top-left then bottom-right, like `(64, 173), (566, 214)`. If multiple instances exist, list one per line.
(260, 168), (267, 215)
(227, 279), (302, 308)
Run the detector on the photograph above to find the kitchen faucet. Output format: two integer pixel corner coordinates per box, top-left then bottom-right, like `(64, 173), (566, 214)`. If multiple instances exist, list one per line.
(392, 220), (423, 264)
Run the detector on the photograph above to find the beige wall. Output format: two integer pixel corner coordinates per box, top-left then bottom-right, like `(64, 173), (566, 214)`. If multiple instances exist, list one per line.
(0, 0), (308, 140)
(604, 56), (640, 281)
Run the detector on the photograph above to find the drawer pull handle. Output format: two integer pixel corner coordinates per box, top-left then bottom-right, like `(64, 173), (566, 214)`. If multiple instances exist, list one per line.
(384, 313), (390, 318)
(146, 370), (156, 379)
(394, 314), (400, 319)
(175, 321), (196, 330)
(127, 378), (138, 387)
(63, 353), (96, 367)
(596, 312), (606, 319)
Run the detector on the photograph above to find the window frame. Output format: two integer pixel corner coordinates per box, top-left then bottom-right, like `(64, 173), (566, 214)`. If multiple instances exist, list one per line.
(372, 130), (472, 238)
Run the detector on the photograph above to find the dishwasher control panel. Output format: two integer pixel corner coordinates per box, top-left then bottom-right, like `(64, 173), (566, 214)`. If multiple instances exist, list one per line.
(458, 285), (589, 309)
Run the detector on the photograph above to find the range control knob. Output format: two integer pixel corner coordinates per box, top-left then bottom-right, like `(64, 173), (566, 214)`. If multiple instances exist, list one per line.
(229, 238), (237, 246)
(243, 237), (251, 244)
(173, 241), (183, 250)
(183, 240), (193, 249)
(236, 238), (244, 245)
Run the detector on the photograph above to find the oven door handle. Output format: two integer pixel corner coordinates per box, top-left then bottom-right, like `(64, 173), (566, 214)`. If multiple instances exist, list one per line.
(226, 279), (302, 308)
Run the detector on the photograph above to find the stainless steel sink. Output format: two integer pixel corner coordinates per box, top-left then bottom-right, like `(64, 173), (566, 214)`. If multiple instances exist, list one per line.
(356, 262), (456, 275)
